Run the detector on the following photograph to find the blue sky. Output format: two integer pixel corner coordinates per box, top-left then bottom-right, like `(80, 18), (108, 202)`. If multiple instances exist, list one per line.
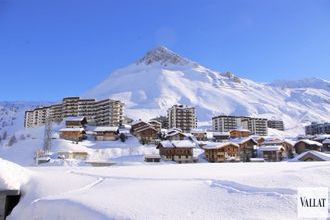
(1, 0), (330, 101)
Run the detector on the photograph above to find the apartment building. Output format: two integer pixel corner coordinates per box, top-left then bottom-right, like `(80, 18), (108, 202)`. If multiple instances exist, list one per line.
(167, 104), (197, 133)
(24, 106), (51, 128)
(267, 120), (284, 131)
(24, 97), (124, 128)
(305, 122), (330, 135)
(94, 99), (124, 126)
(212, 115), (268, 136)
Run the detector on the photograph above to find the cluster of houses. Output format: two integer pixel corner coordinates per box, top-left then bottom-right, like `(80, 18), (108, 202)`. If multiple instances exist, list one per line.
(57, 116), (330, 164)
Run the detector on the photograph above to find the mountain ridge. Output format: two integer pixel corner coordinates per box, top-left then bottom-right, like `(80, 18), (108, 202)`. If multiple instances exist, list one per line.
(84, 47), (330, 134)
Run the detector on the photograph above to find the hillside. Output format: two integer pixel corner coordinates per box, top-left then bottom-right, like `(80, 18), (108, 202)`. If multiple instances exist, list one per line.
(84, 46), (330, 133)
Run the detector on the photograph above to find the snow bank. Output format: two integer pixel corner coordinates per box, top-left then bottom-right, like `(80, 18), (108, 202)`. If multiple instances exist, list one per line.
(0, 158), (30, 190)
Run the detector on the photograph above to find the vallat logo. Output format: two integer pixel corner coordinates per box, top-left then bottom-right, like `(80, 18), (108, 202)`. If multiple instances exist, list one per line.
(297, 187), (329, 218)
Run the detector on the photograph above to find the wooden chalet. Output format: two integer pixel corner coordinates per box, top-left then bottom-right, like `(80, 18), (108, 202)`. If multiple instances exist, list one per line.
(232, 137), (258, 162)
(157, 140), (197, 163)
(229, 129), (250, 138)
(258, 145), (285, 162)
(135, 126), (158, 144)
(65, 116), (87, 128)
(212, 132), (230, 142)
(93, 127), (119, 141)
(322, 139), (330, 152)
(149, 120), (162, 132)
(203, 142), (240, 162)
(131, 120), (150, 134)
(165, 129), (186, 141)
(59, 128), (86, 141)
(294, 139), (323, 154)
(191, 129), (207, 141)
(294, 150), (330, 162)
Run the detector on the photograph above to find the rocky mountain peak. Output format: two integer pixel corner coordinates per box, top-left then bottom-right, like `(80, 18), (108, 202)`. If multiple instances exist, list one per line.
(137, 46), (192, 66)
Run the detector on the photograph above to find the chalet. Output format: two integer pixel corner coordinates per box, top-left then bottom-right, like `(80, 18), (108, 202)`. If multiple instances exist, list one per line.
(191, 129), (207, 141)
(212, 132), (230, 142)
(258, 145), (285, 162)
(293, 150), (330, 162)
(323, 139), (330, 152)
(232, 137), (258, 162)
(164, 129), (187, 141)
(229, 129), (250, 138)
(131, 120), (150, 134)
(93, 127), (119, 141)
(57, 151), (89, 160)
(203, 142), (240, 162)
(262, 138), (295, 158)
(135, 126), (159, 144)
(59, 128), (86, 141)
(149, 120), (162, 132)
(294, 139), (323, 154)
(65, 116), (87, 128)
(144, 154), (161, 162)
(157, 140), (197, 163)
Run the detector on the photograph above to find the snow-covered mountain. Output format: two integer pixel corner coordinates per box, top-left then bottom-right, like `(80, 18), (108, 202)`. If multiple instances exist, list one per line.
(85, 46), (330, 132)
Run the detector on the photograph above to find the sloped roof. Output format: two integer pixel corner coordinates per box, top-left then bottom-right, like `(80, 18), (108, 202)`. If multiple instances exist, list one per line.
(259, 145), (284, 152)
(230, 137), (258, 145)
(292, 150), (330, 161)
(295, 139), (322, 147)
(59, 128), (85, 132)
(94, 127), (118, 132)
(158, 140), (196, 148)
(203, 142), (239, 150)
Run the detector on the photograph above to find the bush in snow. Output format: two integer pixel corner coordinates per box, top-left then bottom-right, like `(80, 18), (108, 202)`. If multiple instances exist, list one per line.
(119, 133), (127, 142)
(19, 134), (26, 140)
(2, 131), (7, 140)
(8, 135), (17, 147)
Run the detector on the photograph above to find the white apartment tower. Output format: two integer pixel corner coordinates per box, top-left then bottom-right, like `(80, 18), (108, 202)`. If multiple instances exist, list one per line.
(167, 104), (197, 133)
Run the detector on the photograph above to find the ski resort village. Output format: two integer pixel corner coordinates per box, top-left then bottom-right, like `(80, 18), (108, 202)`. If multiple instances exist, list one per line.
(1, 47), (330, 219)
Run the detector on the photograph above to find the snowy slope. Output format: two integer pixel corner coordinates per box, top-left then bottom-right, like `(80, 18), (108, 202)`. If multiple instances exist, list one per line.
(7, 161), (330, 219)
(85, 46), (330, 133)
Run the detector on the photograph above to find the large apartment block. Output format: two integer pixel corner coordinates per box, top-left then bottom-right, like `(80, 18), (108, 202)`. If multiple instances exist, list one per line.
(267, 120), (284, 131)
(212, 115), (268, 136)
(24, 97), (124, 128)
(167, 104), (197, 133)
(305, 122), (330, 135)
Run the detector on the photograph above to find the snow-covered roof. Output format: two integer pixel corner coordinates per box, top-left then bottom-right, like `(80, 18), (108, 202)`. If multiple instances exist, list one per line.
(94, 127), (118, 132)
(283, 139), (296, 146)
(292, 150), (330, 161)
(135, 125), (157, 133)
(65, 116), (86, 122)
(230, 137), (257, 145)
(212, 132), (230, 136)
(172, 140), (196, 148)
(131, 120), (148, 126)
(148, 120), (161, 124)
(159, 140), (196, 148)
(203, 142), (239, 150)
(191, 129), (207, 134)
(295, 139), (322, 147)
(259, 145), (284, 152)
(59, 128), (85, 132)
(159, 140), (174, 148)
(323, 139), (330, 144)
